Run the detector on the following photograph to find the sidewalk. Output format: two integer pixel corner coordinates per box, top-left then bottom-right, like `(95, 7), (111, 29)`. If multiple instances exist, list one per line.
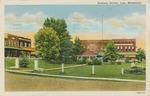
(5, 69), (146, 83)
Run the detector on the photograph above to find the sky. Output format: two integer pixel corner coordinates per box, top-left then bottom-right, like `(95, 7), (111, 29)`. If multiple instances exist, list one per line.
(5, 5), (146, 49)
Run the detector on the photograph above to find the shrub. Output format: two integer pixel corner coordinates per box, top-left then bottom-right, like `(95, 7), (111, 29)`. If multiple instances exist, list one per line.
(93, 58), (102, 65)
(19, 51), (29, 67)
(87, 59), (93, 65)
(19, 56), (29, 67)
(82, 57), (87, 64)
(125, 58), (130, 63)
(77, 58), (83, 64)
(117, 61), (122, 65)
(124, 67), (145, 75)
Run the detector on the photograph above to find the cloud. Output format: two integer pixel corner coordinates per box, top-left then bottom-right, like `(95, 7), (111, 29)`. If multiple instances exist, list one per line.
(67, 12), (101, 33)
(124, 13), (145, 27)
(5, 12), (47, 32)
(67, 12), (100, 26)
(105, 12), (145, 29)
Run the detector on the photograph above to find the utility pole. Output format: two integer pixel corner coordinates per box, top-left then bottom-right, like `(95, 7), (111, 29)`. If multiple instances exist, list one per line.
(101, 14), (104, 64)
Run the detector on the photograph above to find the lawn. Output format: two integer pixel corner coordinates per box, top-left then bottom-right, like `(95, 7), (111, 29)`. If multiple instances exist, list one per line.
(40, 62), (146, 80)
(5, 58), (78, 71)
(5, 58), (146, 80)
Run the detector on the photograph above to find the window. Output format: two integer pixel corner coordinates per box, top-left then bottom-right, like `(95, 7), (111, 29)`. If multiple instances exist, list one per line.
(28, 43), (31, 47)
(132, 46), (134, 49)
(20, 42), (23, 47)
(14, 41), (16, 46)
(8, 40), (10, 46)
(117, 46), (119, 49)
(129, 46), (130, 49)
(120, 46), (122, 49)
(25, 43), (27, 47)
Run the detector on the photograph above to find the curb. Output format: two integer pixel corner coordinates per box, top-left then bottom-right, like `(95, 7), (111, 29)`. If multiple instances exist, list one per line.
(5, 69), (146, 83)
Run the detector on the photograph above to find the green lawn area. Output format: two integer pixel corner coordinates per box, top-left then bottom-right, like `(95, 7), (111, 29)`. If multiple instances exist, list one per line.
(5, 58), (77, 70)
(5, 58), (146, 80)
(40, 62), (146, 80)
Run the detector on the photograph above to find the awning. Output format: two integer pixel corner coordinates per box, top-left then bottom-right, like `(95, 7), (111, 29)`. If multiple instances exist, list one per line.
(21, 47), (35, 52)
(118, 52), (137, 55)
(5, 46), (22, 50)
(31, 52), (36, 55)
(118, 52), (137, 58)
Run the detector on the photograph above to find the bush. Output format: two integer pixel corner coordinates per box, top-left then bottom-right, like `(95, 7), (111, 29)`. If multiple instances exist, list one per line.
(19, 56), (29, 67)
(117, 61), (122, 65)
(82, 57), (87, 64)
(19, 51), (29, 67)
(77, 58), (83, 64)
(125, 58), (130, 63)
(93, 58), (102, 65)
(77, 57), (87, 64)
(124, 67), (145, 75)
(87, 59), (93, 65)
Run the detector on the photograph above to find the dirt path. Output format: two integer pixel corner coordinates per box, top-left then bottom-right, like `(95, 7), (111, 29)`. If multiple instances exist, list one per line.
(5, 72), (145, 91)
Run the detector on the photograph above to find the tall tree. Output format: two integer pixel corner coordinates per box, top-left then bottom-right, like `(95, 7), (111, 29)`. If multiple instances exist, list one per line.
(35, 27), (60, 62)
(136, 48), (145, 62)
(73, 37), (84, 60)
(104, 41), (119, 64)
(43, 18), (72, 60)
(61, 38), (73, 63)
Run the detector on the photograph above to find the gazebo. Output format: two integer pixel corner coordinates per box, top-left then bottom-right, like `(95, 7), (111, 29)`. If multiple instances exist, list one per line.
(77, 50), (97, 60)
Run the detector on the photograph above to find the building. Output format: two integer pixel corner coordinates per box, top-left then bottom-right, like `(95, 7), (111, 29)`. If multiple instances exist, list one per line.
(80, 39), (137, 58)
(5, 33), (35, 57)
(81, 40), (111, 54)
(113, 39), (136, 58)
(113, 39), (136, 52)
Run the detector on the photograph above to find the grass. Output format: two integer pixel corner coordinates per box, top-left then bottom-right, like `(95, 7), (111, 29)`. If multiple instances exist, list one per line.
(40, 62), (146, 80)
(5, 58), (146, 80)
(5, 58), (79, 71)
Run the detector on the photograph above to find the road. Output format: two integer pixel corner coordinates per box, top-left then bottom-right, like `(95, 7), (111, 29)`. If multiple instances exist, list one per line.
(5, 72), (145, 91)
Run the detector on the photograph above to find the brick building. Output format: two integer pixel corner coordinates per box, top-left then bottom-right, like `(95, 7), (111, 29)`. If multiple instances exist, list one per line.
(81, 40), (111, 54)
(5, 33), (35, 57)
(80, 39), (136, 58)
(113, 39), (136, 52)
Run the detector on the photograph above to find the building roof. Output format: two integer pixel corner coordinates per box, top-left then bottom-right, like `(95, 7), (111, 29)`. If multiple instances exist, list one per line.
(78, 50), (97, 56)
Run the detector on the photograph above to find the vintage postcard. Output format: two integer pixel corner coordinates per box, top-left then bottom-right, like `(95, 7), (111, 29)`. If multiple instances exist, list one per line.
(1, 0), (150, 96)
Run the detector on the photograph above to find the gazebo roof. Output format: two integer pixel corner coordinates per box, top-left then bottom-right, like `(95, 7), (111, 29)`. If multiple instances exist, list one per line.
(77, 50), (97, 56)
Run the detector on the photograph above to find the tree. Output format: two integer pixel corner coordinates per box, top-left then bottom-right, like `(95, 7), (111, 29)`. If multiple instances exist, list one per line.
(136, 48), (145, 62)
(73, 37), (84, 60)
(60, 38), (73, 63)
(35, 27), (60, 62)
(43, 18), (72, 60)
(104, 41), (119, 64)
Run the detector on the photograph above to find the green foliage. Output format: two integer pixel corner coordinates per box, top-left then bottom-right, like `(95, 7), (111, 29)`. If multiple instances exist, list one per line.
(125, 58), (130, 63)
(104, 41), (119, 64)
(73, 37), (84, 60)
(93, 58), (102, 65)
(77, 57), (87, 64)
(35, 27), (60, 62)
(77, 58), (83, 64)
(124, 67), (145, 75)
(19, 52), (29, 67)
(136, 48), (146, 62)
(43, 18), (73, 62)
(87, 59), (93, 65)
(117, 62), (122, 65)
(82, 57), (87, 64)
(60, 38), (73, 63)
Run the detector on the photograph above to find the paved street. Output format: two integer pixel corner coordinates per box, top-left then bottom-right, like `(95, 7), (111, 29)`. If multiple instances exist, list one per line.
(5, 72), (145, 91)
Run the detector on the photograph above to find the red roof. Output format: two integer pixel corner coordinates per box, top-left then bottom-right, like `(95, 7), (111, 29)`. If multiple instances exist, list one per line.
(79, 50), (96, 56)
